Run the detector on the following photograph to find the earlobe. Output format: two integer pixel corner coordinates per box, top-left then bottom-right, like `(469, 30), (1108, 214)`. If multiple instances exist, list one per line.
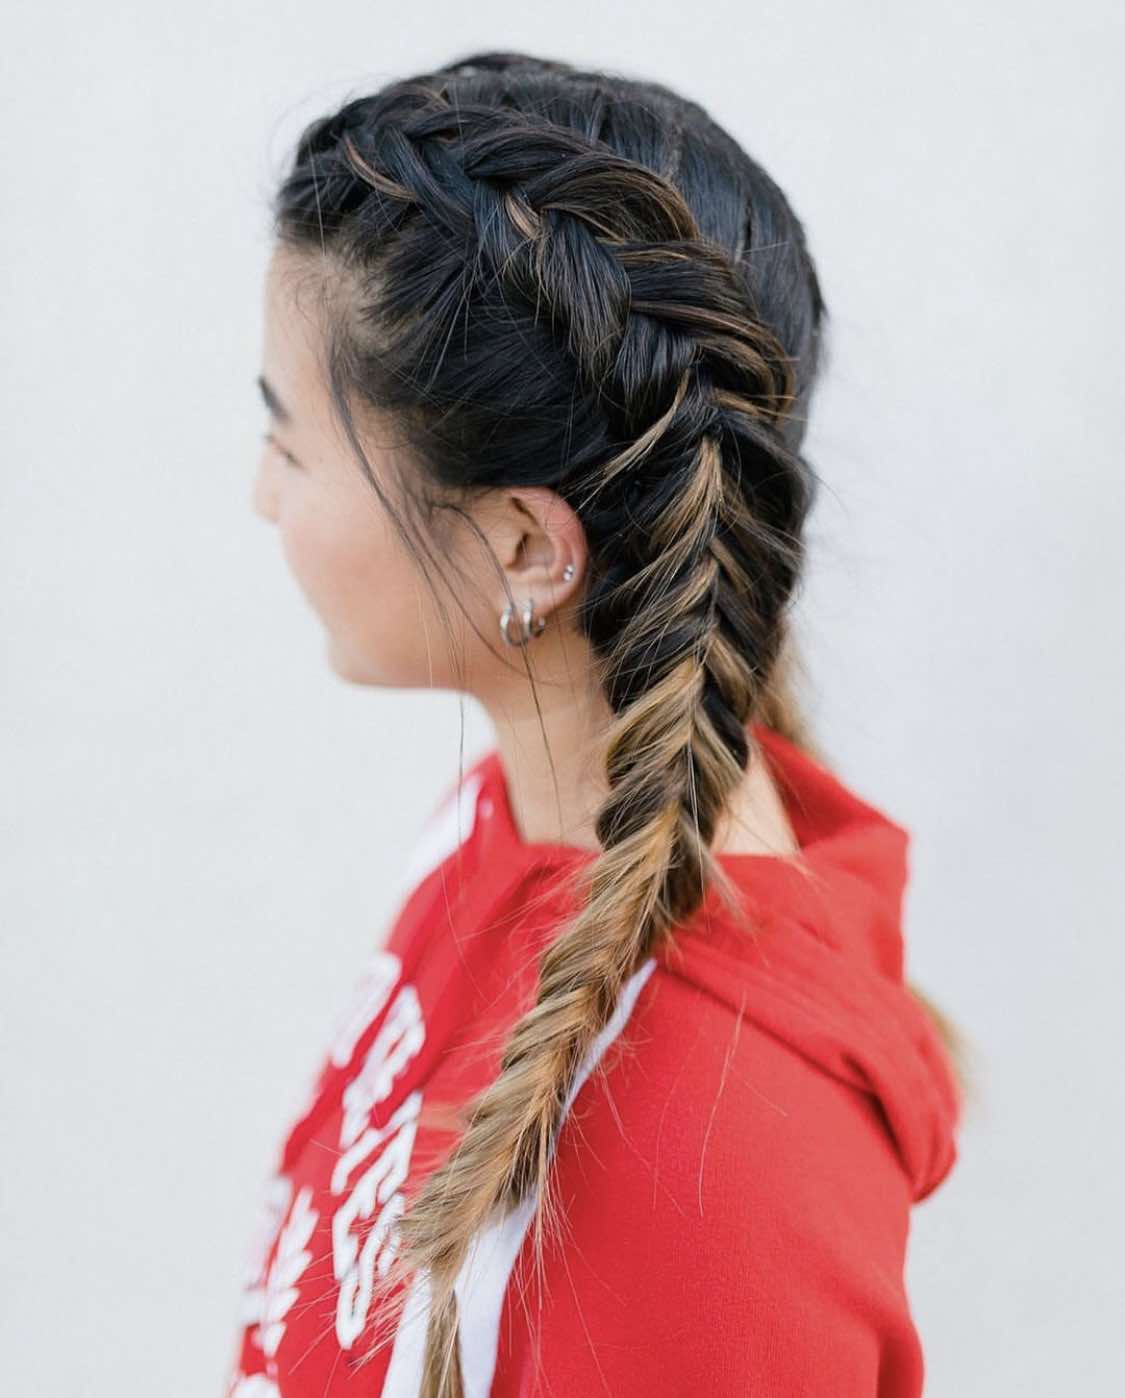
(499, 597), (549, 647)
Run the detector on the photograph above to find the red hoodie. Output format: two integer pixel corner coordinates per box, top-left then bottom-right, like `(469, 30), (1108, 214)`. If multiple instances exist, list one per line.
(224, 721), (961, 1397)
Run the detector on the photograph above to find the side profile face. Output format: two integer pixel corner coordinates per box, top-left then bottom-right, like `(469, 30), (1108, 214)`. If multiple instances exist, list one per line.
(252, 244), (588, 694)
(251, 244), (796, 859)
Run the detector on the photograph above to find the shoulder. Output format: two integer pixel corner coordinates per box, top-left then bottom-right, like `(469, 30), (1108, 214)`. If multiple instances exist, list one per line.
(397, 755), (493, 891)
(563, 960), (912, 1250)
(493, 962), (922, 1395)
(376, 753), (498, 946)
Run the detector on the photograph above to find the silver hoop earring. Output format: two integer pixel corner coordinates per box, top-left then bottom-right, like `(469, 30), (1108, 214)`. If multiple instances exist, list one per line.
(499, 599), (547, 647)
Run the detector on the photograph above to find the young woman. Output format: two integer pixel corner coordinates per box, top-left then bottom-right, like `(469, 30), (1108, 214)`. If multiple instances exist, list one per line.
(228, 50), (963, 1398)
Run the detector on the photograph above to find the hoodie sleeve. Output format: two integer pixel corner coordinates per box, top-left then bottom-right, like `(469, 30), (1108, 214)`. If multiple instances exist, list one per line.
(490, 966), (928, 1398)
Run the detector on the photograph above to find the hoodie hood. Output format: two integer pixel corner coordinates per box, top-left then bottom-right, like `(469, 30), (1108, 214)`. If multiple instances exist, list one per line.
(470, 720), (962, 1204)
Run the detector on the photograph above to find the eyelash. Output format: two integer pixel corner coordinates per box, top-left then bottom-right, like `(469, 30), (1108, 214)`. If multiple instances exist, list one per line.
(262, 430), (300, 469)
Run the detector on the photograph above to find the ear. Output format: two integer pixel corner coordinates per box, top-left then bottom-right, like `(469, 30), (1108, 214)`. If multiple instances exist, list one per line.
(489, 486), (587, 619)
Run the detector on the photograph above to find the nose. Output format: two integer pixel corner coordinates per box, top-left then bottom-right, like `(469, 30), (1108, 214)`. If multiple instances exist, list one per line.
(251, 447), (279, 524)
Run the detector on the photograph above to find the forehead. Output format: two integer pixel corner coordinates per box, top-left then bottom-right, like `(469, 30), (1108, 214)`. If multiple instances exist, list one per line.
(261, 247), (343, 432)
(260, 246), (405, 472)
(263, 247), (329, 367)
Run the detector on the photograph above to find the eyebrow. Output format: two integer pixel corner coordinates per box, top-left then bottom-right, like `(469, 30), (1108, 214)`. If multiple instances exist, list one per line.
(256, 374), (292, 425)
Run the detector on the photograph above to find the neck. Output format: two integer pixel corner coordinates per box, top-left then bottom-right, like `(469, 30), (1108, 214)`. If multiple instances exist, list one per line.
(481, 653), (611, 851)
(477, 630), (798, 858)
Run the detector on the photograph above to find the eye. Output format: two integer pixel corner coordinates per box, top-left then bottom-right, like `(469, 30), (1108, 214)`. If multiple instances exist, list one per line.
(262, 430), (301, 469)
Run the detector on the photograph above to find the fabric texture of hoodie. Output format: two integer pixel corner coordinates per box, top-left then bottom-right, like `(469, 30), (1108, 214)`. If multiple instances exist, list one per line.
(225, 720), (962, 1397)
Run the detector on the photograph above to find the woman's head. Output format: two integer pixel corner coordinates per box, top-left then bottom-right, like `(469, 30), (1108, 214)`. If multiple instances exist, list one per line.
(256, 241), (597, 699)
(259, 49), (826, 1392)
(255, 52), (824, 705)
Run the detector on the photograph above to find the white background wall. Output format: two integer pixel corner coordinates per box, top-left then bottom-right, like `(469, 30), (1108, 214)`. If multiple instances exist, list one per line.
(2, 3), (1121, 1393)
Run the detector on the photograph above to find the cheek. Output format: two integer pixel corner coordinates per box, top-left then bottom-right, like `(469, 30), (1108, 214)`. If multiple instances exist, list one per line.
(278, 496), (443, 685)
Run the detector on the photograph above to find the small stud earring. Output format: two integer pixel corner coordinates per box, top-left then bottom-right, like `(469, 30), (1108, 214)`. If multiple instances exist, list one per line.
(562, 563), (575, 581)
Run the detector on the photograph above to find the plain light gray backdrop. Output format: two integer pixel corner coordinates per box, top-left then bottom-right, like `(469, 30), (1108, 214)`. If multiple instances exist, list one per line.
(2, 3), (1122, 1394)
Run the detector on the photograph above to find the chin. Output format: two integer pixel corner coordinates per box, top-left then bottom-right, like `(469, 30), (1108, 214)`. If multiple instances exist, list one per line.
(324, 631), (440, 690)
(324, 632), (379, 686)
